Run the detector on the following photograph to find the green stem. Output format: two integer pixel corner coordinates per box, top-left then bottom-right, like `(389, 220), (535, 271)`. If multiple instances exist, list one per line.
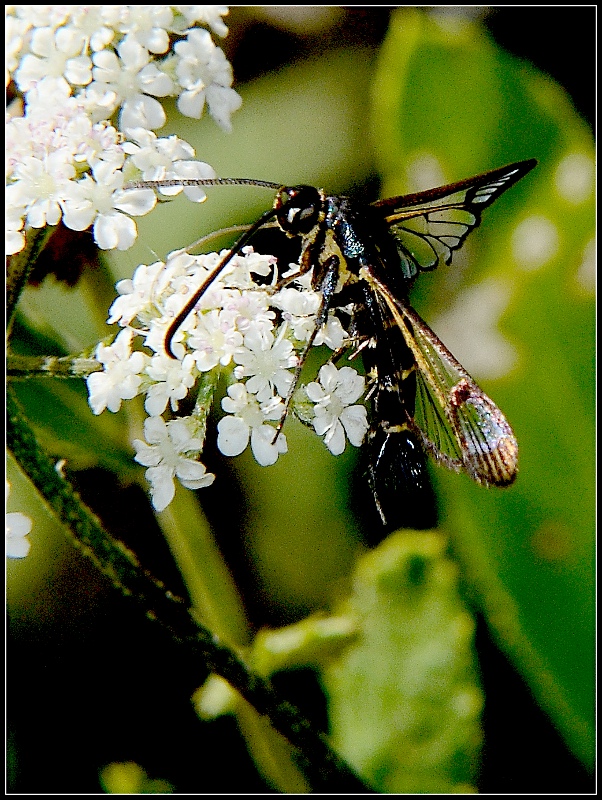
(7, 353), (102, 379)
(6, 387), (372, 793)
(157, 485), (252, 650)
(190, 367), (218, 443)
(6, 226), (54, 331)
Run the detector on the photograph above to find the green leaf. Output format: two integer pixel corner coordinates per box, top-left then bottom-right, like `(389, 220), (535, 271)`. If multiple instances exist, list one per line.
(323, 531), (482, 793)
(371, 8), (594, 768)
(246, 533), (482, 792)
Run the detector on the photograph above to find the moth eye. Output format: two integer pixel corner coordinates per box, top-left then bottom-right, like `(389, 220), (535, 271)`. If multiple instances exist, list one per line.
(277, 185), (322, 235)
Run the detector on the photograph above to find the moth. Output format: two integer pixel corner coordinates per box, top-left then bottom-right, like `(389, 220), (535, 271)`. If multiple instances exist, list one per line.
(129, 159), (536, 526)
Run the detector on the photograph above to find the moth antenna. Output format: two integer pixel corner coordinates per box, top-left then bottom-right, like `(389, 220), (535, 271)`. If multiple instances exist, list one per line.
(124, 177), (283, 192)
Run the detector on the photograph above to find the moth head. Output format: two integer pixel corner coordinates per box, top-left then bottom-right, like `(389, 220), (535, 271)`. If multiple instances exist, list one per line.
(274, 185), (324, 236)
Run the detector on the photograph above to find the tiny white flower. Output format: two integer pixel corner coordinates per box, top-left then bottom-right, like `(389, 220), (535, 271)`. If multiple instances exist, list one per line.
(68, 7), (117, 52)
(217, 384), (287, 466)
(220, 247), (277, 289)
(133, 416), (214, 512)
(164, 157), (218, 203)
(78, 81), (120, 123)
(239, 247), (278, 280)
(76, 120), (124, 169)
(147, 321), (186, 360)
(222, 290), (276, 336)
(315, 315), (347, 350)
(175, 6), (230, 38)
(6, 482), (33, 559)
(202, 80), (243, 132)
(122, 128), (216, 201)
(87, 329), (148, 414)
(62, 162), (156, 250)
(116, 7), (174, 54)
(93, 209), (137, 251)
(271, 287), (320, 342)
(91, 38), (167, 130)
(234, 326), (297, 402)
(107, 259), (166, 326)
(306, 364), (368, 455)
(188, 309), (243, 372)
(174, 28), (241, 131)
(6, 13), (29, 74)
(8, 152), (78, 229)
(248, 422), (289, 467)
(160, 252), (224, 324)
(144, 353), (196, 415)
(14, 26), (92, 91)
(6, 206), (27, 256)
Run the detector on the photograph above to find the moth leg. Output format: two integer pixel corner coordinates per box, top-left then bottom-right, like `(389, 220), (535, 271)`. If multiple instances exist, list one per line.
(272, 254), (341, 442)
(268, 222), (327, 293)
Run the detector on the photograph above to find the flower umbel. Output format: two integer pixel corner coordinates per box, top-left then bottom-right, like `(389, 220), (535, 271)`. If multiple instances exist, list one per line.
(85, 243), (368, 511)
(6, 6), (239, 256)
(8, 8), (371, 517)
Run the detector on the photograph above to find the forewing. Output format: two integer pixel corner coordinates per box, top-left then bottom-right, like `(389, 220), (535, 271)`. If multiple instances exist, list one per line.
(365, 273), (518, 486)
(372, 160), (536, 279)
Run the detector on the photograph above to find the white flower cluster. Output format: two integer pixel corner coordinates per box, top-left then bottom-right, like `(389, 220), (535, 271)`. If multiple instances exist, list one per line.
(88, 248), (369, 512)
(6, 5), (241, 255)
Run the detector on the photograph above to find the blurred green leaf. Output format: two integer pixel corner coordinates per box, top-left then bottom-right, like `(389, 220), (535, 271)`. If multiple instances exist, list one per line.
(251, 613), (357, 677)
(371, 7), (594, 768)
(222, 414), (362, 615)
(323, 531), (482, 793)
(10, 255), (138, 477)
(244, 532), (481, 793)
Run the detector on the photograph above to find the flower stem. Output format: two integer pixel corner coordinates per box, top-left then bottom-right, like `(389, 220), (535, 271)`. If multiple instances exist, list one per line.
(6, 226), (54, 330)
(7, 353), (102, 379)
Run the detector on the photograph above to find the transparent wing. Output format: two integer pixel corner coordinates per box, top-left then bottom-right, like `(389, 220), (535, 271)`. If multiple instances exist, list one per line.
(367, 274), (518, 486)
(371, 160), (536, 279)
